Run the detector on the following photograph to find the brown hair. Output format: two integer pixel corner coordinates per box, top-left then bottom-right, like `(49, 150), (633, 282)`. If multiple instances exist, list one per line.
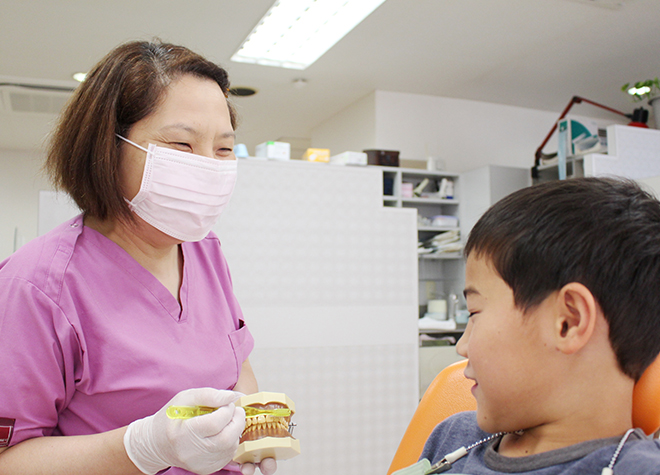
(45, 39), (237, 222)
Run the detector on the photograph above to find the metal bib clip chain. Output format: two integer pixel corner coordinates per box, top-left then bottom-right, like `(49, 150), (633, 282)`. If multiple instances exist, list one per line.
(393, 428), (636, 475)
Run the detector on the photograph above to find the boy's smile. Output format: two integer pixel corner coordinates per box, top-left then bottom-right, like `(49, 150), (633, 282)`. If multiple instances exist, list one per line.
(457, 254), (560, 436)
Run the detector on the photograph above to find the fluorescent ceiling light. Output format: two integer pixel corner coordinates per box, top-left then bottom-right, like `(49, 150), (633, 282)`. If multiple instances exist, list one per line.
(231, 0), (387, 70)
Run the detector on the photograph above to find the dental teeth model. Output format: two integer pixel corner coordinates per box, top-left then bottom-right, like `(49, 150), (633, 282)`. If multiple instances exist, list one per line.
(233, 392), (301, 464)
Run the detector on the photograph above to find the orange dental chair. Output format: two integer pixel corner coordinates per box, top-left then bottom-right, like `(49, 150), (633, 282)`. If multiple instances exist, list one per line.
(387, 357), (660, 474)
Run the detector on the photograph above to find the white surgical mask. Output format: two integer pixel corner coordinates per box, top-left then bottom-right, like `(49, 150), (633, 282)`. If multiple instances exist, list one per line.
(117, 135), (237, 242)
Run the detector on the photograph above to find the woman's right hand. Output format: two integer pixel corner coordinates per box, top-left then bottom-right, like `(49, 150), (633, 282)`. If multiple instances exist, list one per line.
(124, 388), (245, 475)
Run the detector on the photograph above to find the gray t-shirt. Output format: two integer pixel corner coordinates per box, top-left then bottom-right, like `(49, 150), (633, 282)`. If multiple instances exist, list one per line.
(420, 411), (660, 474)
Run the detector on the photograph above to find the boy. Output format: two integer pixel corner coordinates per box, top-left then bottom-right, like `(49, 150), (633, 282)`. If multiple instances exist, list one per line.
(420, 177), (660, 473)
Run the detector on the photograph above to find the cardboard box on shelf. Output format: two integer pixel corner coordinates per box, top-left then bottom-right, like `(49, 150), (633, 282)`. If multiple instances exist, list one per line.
(302, 148), (330, 162)
(255, 141), (291, 160)
(329, 151), (367, 166)
(363, 149), (400, 167)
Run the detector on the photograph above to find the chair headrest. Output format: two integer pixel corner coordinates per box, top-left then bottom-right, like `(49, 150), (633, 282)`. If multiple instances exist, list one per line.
(633, 354), (660, 435)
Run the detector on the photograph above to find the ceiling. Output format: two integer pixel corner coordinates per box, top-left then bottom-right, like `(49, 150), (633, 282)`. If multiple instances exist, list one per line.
(1, 0), (659, 152)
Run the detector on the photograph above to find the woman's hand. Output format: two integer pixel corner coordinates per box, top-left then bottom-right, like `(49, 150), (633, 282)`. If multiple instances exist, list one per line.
(123, 388), (245, 475)
(239, 457), (277, 475)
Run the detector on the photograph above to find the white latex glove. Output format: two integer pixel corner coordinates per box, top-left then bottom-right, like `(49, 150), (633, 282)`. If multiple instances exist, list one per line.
(124, 388), (245, 475)
(239, 458), (277, 475)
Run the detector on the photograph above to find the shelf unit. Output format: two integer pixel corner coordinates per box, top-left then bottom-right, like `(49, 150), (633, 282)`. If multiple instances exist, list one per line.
(380, 166), (463, 317)
(533, 126), (660, 184)
(381, 164), (531, 396)
(381, 165), (531, 395)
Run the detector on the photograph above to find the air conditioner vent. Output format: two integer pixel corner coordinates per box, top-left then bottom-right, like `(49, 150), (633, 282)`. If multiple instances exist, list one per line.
(561, 0), (635, 9)
(1, 85), (73, 115)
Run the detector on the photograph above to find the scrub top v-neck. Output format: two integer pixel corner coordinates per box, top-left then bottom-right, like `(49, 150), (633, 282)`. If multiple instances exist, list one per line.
(83, 222), (187, 322)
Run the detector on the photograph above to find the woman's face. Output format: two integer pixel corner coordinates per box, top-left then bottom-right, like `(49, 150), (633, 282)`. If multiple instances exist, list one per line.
(120, 74), (235, 202)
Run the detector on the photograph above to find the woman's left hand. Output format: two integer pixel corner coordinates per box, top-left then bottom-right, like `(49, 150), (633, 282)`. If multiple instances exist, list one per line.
(240, 457), (277, 475)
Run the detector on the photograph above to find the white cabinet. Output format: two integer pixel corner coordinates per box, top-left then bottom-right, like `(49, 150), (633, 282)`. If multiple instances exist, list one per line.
(381, 166), (463, 317)
(217, 159), (419, 475)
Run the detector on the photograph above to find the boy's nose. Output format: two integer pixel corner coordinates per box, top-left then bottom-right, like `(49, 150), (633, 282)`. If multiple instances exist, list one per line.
(456, 321), (471, 357)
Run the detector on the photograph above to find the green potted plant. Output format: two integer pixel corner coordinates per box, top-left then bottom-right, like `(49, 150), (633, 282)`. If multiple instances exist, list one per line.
(622, 78), (660, 129)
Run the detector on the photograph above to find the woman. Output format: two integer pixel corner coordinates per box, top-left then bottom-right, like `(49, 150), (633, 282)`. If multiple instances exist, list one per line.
(0, 40), (274, 475)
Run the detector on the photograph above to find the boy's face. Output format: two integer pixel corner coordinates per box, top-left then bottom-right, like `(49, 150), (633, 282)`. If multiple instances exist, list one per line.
(457, 254), (559, 434)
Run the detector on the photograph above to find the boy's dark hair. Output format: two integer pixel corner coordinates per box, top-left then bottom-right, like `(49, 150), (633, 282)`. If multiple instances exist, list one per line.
(45, 39), (236, 223)
(465, 177), (660, 381)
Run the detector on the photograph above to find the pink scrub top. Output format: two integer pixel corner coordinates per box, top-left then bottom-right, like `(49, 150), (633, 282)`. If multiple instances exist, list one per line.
(0, 215), (254, 474)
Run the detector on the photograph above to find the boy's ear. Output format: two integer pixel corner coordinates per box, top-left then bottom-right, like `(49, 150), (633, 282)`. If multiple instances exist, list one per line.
(554, 282), (599, 354)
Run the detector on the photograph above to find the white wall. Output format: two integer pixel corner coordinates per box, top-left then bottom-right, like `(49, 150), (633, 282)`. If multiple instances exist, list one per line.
(310, 91), (377, 155)
(640, 175), (660, 198)
(375, 91), (557, 171)
(312, 90), (628, 172)
(0, 149), (52, 261)
(0, 98), (60, 151)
